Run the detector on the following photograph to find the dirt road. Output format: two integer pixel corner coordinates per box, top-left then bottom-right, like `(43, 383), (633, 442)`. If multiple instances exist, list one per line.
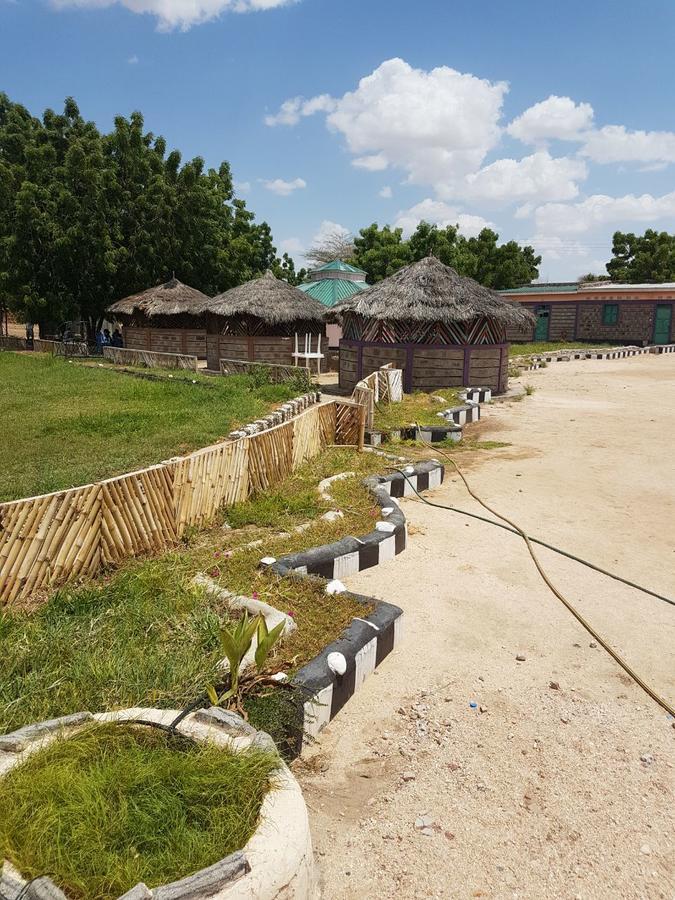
(296, 355), (675, 900)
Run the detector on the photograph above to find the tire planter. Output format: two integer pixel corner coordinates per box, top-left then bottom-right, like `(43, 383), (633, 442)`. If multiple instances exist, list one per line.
(0, 708), (314, 900)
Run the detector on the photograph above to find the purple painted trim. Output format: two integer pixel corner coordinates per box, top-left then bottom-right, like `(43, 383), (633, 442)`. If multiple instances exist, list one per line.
(340, 338), (510, 351)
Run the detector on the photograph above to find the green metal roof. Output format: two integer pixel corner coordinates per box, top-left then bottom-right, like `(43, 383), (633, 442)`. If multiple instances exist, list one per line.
(314, 259), (367, 276)
(298, 277), (368, 308)
(501, 282), (579, 294)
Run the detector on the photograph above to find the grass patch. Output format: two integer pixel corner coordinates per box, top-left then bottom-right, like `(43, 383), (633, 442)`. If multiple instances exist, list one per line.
(509, 340), (623, 357)
(0, 447), (382, 739)
(374, 388), (461, 432)
(0, 353), (301, 502)
(0, 723), (277, 900)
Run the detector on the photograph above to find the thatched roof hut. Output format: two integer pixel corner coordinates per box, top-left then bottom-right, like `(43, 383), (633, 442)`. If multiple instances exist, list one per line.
(332, 256), (533, 329)
(107, 277), (211, 321)
(336, 257), (533, 394)
(107, 278), (211, 358)
(206, 271), (325, 325)
(204, 271), (326, 371)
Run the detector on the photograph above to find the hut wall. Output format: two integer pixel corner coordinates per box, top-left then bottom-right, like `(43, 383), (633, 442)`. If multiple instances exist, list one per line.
(123, 326), (207, 359)
(339, 340), (509, 393)
(207, 334), (323, 371)
(576, 302), (657, 343)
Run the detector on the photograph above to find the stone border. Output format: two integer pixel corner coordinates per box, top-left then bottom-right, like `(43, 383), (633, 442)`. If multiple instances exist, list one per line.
(363, 388), (489, 447)
(227, 391), (321, 439)
(258, 460), (445, 747)
(0, 708), (314, 900)
(513, 344), (675, 371)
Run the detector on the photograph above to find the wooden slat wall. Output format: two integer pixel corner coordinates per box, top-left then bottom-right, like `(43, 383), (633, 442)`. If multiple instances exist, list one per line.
(0, 401), (362, 605)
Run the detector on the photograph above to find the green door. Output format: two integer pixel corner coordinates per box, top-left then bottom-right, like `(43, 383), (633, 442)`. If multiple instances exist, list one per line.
(653, 304), (672, 345)
(534, 305), (550, 341)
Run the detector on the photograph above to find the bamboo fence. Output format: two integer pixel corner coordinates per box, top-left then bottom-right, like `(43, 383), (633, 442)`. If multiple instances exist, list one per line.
(103, 346), (198, 370)
(350, 364), (404, 430)
(220, 357), (311, 386)
(0, 400), (362, 605)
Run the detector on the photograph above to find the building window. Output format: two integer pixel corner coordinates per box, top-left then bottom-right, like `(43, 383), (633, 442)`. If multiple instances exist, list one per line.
(602, 303), (619, 325)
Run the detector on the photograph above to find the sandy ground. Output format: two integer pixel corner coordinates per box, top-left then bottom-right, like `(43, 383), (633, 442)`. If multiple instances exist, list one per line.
(295, 355), (675, 900)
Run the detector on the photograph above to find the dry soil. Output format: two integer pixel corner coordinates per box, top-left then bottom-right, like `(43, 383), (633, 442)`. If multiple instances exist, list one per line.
(296, 354), (675, 900)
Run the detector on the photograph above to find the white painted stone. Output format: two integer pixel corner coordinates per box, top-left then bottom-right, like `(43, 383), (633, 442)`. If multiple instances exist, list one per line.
(327, 652), (347, 676)
(375, 520), (396, 533)
(325, 579), (347, 595)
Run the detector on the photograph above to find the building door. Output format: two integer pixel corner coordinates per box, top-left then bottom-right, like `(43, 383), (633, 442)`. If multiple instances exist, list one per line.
(534, 305), (550, 341)
(653, 304), (672, 345)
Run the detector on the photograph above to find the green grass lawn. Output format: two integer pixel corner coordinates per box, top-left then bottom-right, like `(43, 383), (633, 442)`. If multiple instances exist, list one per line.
(374, 388), (461, 432)
(509, 340), (622, 357)
(0, 723), (277, 900)
(0, 353), (301, 502)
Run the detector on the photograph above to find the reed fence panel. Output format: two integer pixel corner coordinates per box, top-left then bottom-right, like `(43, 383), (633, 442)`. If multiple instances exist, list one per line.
(103, 346), (198, 371)
(220, 357), (311, 386)
(0, 400), (362, 605)
(32, 339), (59, 354)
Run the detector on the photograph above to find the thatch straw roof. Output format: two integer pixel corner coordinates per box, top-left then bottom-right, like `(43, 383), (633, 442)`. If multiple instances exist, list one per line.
(332, 256), (534, 326)
(107, 278), (210, 318)
(205, 271), (324, 323)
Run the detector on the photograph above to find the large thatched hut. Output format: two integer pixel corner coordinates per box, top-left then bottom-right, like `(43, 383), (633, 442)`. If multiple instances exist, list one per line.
(334, 256), (533, 393)
(204, 271), (326, 371)
(107, 278), (210, 358)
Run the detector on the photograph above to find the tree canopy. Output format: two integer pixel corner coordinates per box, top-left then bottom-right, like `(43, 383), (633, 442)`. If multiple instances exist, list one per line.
(0, 94), (292, 333)
(606, 230), (675, 283)
(350, 221), (541, 288)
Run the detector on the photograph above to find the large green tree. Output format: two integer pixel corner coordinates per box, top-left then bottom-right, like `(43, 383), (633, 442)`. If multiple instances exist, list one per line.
(606, 230), (675, 282)
(0, 94), (285, 334)
(352, 220), (540, 288)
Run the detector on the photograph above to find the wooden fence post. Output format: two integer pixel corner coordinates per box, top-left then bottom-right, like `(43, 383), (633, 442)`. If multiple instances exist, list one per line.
(357, 401), (366, 451)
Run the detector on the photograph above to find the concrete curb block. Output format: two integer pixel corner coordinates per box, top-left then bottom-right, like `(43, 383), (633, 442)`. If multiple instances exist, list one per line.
(261, 461), (445, 748)
(514, 344), (675, 371)
(0, 708), (315, 900)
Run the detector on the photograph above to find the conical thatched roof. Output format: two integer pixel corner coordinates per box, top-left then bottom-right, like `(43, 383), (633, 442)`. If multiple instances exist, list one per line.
(332, 257), (534, 327)
(107, 278), (210, 318)
(205, 271), (324, 324)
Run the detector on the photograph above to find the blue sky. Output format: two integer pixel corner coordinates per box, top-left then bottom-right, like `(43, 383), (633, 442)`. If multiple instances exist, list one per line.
(2, 0), (675, 280)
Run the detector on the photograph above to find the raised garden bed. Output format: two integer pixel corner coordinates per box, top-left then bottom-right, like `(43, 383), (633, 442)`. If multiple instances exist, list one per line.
(0, 708), (313, 900)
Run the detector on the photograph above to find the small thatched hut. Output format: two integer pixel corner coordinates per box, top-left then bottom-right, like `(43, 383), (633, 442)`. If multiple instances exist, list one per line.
(334, 256), (534, 393)
(107, 278), (210, 358)
(204, 271), (326, 371)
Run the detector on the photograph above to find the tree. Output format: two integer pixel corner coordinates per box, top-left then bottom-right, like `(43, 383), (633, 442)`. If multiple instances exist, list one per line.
(352, 224), (412, 283)
(270, 252), (307, 286)
(577, 272), (610, 283)
(0, 93), (283, 334)
(305, 228), (355, 268)
(606, 230), (675, 282)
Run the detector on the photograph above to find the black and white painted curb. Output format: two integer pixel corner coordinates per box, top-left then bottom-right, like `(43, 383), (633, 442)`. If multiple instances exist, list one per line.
(460, 386), (493, 403)
(650, 343), (675, 354)
(227, 391), (321, 440)
(260, 460), (445, 746)
(515, 344), (675, 371)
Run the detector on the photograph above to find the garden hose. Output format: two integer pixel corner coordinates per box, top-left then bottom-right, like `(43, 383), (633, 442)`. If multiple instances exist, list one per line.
(395, 437), (675, 719)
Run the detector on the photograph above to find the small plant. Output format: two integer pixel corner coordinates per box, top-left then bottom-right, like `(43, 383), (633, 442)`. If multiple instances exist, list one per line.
(207, 612), (285, 714)
(524, 383), (536, 396)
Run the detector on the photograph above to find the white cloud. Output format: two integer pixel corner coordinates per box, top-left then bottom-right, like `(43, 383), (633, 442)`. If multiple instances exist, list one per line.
(580, 125), (675, 165)
(234, 180), (250, 194)
(507, 95), (594, 144)
(261, 177), (306, 196)
(379, 186), (393, 199)
(394, 199), (495, 238)
(52, 0), (297, 32)
(311, 220), (351, 245)
(127, 54), (139, 64)
(279, 237), (304, 254)
(533, 190), (675, 235)
(273, 58), (507, 192)
(462, 151), (587, 204)
(265, 94), (335, 127)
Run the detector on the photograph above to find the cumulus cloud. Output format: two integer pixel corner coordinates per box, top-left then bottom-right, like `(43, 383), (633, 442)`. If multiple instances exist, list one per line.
(507, 95), (594, 144)
(52, 0), (297, 32)
(580, 125), (675, 164)
(394, 199), (495, 238)
(234, 180), (251, 194)
(463, 152), (587, 204)
(533, 191), (675, 235)
(379, 186), (393, 199)
(265, 94), (335, 127)
(127, 54), (139, 64)
(261, 177), (306, 196)
(310, 220), (351, 245)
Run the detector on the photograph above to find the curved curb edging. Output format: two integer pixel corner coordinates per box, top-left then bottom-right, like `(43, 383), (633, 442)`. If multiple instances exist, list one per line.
(0, 707), (314, 900)
(261, 461), (445, 748)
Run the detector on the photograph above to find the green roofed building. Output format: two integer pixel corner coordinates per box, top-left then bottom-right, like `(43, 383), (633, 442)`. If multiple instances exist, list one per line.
(299, 259), (369, 349)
